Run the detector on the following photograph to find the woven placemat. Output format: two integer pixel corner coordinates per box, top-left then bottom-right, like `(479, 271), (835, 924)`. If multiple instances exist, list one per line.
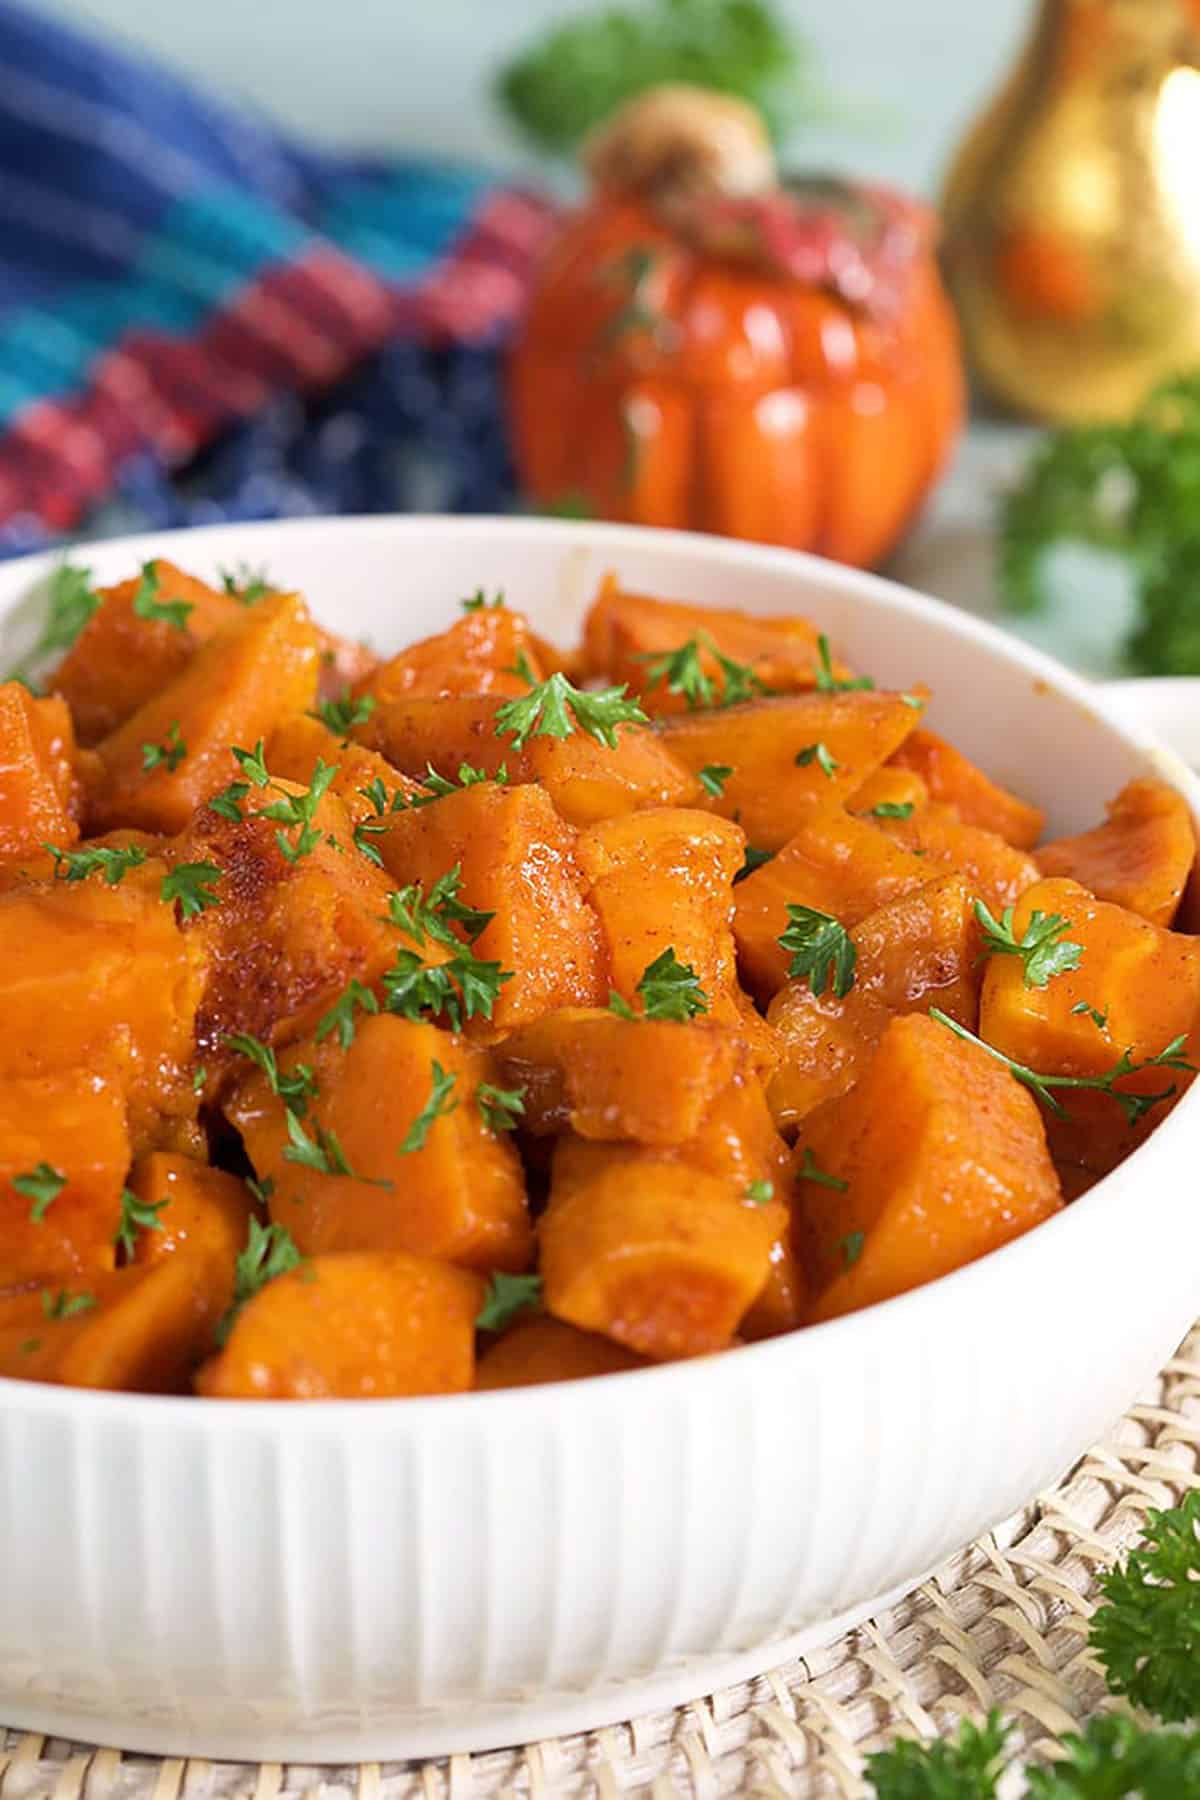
(2, 1321), (1197, 1800)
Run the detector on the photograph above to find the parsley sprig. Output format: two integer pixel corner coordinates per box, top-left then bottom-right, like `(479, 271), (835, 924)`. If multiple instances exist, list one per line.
(779, 904), (857, 998)
(495, 653), (646, 750)
(477, 1082), (526, 1134)
(638, 632), (769, 710)
(929, 1009), (1196, 1126)
(383, 945), (511, 1032)
(132, 562), (192, 631)
(114, 1188), (167, 1259)
(41, 1288), (96, 1321)
(141, 721), (187, 773)
(461, 588), (505, 612)
(45, 842), (147, 886)
(311, 690), (376, 736)
(796, 741), (838, 779)
(161, 861), (223, 920)
(261, 760), (337, 863)
(476, 1271), (542, 1332)
(222, 1032), (318, 1115)
(14, 1162), (66, 1221)
(796, 1148), (848, 1192)
(607, 947), (709, 1022)
(215, 1217), (303, 1346)
(813, 632), (874, 694)
(219, 563), (274, 605)
(6, 561), (101, 680)
(408, 761), (508, 808)
(315, 980), (380, 1050)
(399, 1061), (459, 1153)
(387, 865), (493, 949)
(975, 899), (1083, 989)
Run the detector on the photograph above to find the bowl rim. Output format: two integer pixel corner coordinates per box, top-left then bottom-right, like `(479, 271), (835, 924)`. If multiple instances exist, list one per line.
(2, 511), (1198, 1427)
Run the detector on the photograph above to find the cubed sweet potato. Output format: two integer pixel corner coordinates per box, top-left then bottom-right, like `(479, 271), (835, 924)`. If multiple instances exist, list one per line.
(767, 875), (979, 1130)
(356, 695), (702, 826)
(227, 1014), (532, 1271)
(0, 685), (84, 855)
(873, 802), (1040, 914)
(355, 606), (546, 705)
(576, 807), (744, 1020)
(795, 1013), (1062, 1321)
(979, 877), (1200, 1175)
(581, 576), (853, 715)
(88, 593), (321, 835)
(195, 1251), (483, 1399)
(0, 1074), (128, 1288)
(733, 804), (931, 999)
(846, 766), (929, 818)
(889, 729), (1044, 847)
(739, 1222), (809, 1339)
(1036, 779), (1196, 928)
(128, 1153), (253, 1303)
(378, 783), (607, 1031)
(266, 715), (421, 823)
(657, 692), (920, 850)
(539, 1137), (775, 1360)
(475, 1315), (646, 1389)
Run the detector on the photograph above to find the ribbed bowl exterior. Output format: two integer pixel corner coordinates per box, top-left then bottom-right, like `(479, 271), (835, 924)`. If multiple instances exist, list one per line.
(0, 518), (1196, 1760)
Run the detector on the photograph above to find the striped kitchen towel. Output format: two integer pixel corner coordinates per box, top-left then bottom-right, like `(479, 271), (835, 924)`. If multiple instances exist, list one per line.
(0, 0), (557, 555)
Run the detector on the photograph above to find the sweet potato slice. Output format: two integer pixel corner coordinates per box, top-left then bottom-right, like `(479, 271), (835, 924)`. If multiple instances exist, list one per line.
(795, 1013), (1062, 1322)
(733, 804), (931, 999)
(266, 715), (421, 823)
(1036, 779), (1196, 928)
(873, 802), (1040, 914)
(0, 1074), (128, 1288)
(227, 1014), (532, 1272)
(540, 1138), (775, 1360)
(128, 1153), (253, 1300)
(979, 877), (1200, 1175)
(576, 807), (744, 1020)
(890, 728), (1044, 847)
(658, 692), (920, 851)
(476, 1316), (646, 1389)
(0, 685), (83, 855)
(0, 1253), (229, 1392)
(88, 593), (321, 835)
(495, 1010), (748, 1143)
(195, 1251), (483, 1399)
(767, 875), (979, 1130)
(846, 766), (928, 818)
(581, 576), (851, 715)
(355, 606), (545, 705)
(378, 782), (607, 1030)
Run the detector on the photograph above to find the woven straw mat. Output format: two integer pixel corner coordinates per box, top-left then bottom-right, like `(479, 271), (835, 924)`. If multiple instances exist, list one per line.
(4, 1320), (1200, 1800)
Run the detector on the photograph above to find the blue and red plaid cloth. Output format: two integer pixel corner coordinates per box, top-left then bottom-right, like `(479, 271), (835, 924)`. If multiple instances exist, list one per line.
(0, 1), (557, 556)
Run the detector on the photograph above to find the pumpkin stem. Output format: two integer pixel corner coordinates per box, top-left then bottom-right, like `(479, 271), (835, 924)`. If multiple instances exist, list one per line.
(582, 83), (776, 207)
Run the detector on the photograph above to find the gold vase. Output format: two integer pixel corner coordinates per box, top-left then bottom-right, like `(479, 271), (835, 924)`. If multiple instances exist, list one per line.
(942, 0), (1200, 422)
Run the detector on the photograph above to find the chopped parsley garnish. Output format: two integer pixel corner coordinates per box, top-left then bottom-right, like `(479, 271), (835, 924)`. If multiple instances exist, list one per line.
(315, 980), (380, 1050)
(208, 780), (251, 822)
(45, 842), (148, 886)
(698, 763), (734, 797)
(221, 1032), (318, 1116)
(41, 1288), (96, 1321)
(461, 588), (505, 612)
(7, 560), (101, 680)
(132, 561), (192, 631)
(219, 563), (273, 605)
(215, 1217), (303, 1346)
(161, 861), (223, 920)
(382, 944), (511, 1032)
(838, 1230), (865, 1268)
(14, 1162), (66, 1222)
(477, 1082), (526, 1134)
(141, 721), (187, 773)
(607, 947), (709, 1022)
(409, 760), (506, 806)
(1090, 1487), (1200, 1722)
(796, 1148), (848, 1192)
(745, 1179), (774, 1205)
(865, 801), (915, 820)
(495, 653), (647, 750)
(386, 865), (493, 948)
(192, 1065), (208, 1094)
(260, 760), (337, 863)
(813, 632), (874, 694)
(795, 741), (838, 779)
(1072, 1000), (1109, 1030)
(476, 1271), (543, 1332)
(974, 899), (1083, 989)
(638, 632), (769, 710)
(779, 904), (857, 999)
(231, 740), (271, 787)
(929, 1009), (1197, 1126)
(735, 845), (773, 883)
(114, 1188), (167, 1259)
(311, 690), (376, 736)
(399, 1061), (459, 1153)
(283, 1111), (370, 1181)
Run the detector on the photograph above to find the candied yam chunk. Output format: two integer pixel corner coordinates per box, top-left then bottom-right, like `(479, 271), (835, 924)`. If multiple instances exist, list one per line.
(0, 1253), (229, 1392)
(476, 1315), (646, 1389)
(540, 1139), (776, 1360)
(581, 576), (854, 715)
(266, 715), (420, 823)
(979, 877), (1200, 1175)
(846, 765), (928, 818)
(739, 1222), (809, 1340)
(227, 1015), (532, 1272)
(0, 861), (204, 1149)
(874, 802), (1040, 914)
(355, 606), (546, 705)
(795, 1013), (1062, 1322)
(495, 1010), (748, 1144)
(767, 874), (980, 1130)
(128, 1153), (253, 1301)
(890, 728), (1044, 847)
(358, 694), (701, 826)
(378, 782), (607, 1031)
(0, 1074), (128, 1289)
(1036, 779), (1195, 928)
(0, 685), (84, 855)
(733, 804), (930, 999)
(88, 593), (321, 835)
(195, 1251), (483, 1399)
(657, 692), (920, 850)
(576, 807), (744, 1020)
(176, 785), (400, 1065)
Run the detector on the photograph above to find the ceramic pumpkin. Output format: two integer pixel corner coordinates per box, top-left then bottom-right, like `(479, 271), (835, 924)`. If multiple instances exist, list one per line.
(509, 86), (965, 568)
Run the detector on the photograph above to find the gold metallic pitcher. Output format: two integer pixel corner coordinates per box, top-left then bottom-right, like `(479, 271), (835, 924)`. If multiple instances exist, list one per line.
(942, 0), (1200, 422)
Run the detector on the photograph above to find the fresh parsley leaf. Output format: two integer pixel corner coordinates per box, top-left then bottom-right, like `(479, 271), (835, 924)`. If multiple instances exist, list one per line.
(813, 632), (874, 693)
(283, 1111), (353, 1177)
(7, 561), (101, 679)
(608, 947), (709, 1022)
(699, 763), (734, 797)
(495, 656), (647, 750)
(929, 1010), (1197, 1127)
(231, 740), (271, 787)
(399, 1061), (459, 1153)
(41, 1288), (97, 1321)
(796, 1148), (848, 1192)
(261, 760), (336, 863)
(796, 740), (839, 778)
(865, 801), (915, 820)
(208, 779), (251, 822)
(192, 1065), (208, 1094)
(1090, 1489), (1200, 1723)
(141, 721), (187, 773)
(974, 899), (1083, 989)
(735, 845), (773, 883)
(315, 979), (379, 1050)
(45, 841), (148, 886)
(839, 1230), (864, 1268)
(1072, 1000), (1109, 1030)
(161, 861), (223, 920)
(114, 1187), (167, 1259)
(745, 1179), (774, 1205)
(218, 563), (273, 605)
(1025, 1713), (1200, 1796)
(864, 1710), (1009, 1798)
(215, 1217), (302, 1346)
(246, 1174), (275, 1207)
(476, 1270), (543, 1332)
(461, 588), (505, 612)
(477, 1082), (526, 1133)
(900, 693), (925, 710)
(14, 1162), (66, 1222)
(352, 820), (388, 866)
(780, 904), (856, 998)
(387, 865), (493, 948)
(409, 759), (506, 807)
(638, 632), (769, 710)
(132, 561), (192, 631)
(221, 1032), (318, 1116)
(18, 1337), (40, 1355)
(311, 690), (376, 736)
(382, 944), (511, 1032)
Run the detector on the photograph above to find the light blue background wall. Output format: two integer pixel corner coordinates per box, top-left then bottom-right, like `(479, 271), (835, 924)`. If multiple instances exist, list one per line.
(44, 0), (1032, 196)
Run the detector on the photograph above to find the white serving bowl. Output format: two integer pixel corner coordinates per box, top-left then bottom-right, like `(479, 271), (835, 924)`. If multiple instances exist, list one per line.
(1, 516), (1199, 1763)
